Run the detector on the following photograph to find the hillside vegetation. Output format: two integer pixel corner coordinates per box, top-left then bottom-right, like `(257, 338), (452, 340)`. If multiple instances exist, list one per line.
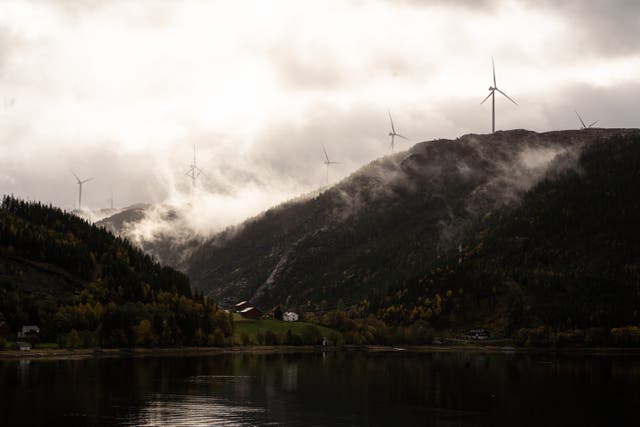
(369, 133), (640, 343)
(0, 196), (233, 348)
(96, 203), (202, 271)
(187, 129), (640, 320)
(233, 315), (341, 346)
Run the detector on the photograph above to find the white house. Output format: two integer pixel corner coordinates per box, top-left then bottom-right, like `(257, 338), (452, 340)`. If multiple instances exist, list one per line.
(18, 325), (39, 338)
(283, 312), (299, 322)
(16, 341), (32, 351)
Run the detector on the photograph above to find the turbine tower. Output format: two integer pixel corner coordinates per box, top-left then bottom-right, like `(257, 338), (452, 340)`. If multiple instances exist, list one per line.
(388, 111), (408, 153)
(575, 110), (598, 129)
(186, 145), (204, 189)
(481, 57), (517, 133)
(321, 143), (340, 185)
(72, 172), (94, 210)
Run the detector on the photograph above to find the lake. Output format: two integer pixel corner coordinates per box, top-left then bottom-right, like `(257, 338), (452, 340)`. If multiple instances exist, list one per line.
(1, 350), (639, 426)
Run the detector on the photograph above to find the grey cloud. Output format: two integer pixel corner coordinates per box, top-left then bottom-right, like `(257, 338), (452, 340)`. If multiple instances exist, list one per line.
(400, 0), (640, 58)
(250, 104), (412, 187)
(391, 0), (497, 10)
(530, 0), (640, 58)
(269, 45), (351, 91)
(44, 0), (178, 28)
(0, 139), (171, 210)
(434, 80), (640, 136)
(509, 81), (640, 131)
(1, 0), (639, 242)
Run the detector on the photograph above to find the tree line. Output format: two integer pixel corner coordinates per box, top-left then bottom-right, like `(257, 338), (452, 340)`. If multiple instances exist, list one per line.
(0, 196), (233, 348)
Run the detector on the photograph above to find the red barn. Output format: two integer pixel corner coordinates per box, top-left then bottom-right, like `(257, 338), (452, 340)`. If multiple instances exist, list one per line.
(235, 301), (250, 312)
(239, 307), (262, 319)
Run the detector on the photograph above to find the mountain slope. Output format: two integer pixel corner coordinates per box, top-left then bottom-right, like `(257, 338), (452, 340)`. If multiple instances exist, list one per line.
(373, 132), (640, 337)
(187, 128), (640, 309)
(97, 203), (202, 271)
(0, 197), (232, 347)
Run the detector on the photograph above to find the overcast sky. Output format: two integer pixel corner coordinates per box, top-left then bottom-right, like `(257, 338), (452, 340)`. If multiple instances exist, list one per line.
(1, 0), (638, 224)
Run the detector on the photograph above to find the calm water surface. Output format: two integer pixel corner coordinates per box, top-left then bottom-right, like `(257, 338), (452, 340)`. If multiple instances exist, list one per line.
(1, 351), (639, 426)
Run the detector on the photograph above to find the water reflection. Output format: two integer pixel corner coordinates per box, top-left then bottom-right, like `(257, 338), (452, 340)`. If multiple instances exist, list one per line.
(1, 351), (639, 426)
(282, 363), (298, 391)
(18, 359), (30, 384)
(120, 394), (271, 427)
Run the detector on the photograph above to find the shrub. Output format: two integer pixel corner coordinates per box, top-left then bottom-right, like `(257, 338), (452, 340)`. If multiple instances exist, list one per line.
(285, 330), (303, 345)
(515, 326), (553, 347)
(611, 326), (640, 346)
(301, 325), (321, 345)
(67, 329), (81, 348)
(264, 330), (280, 345)
(240, 332), (252, 346)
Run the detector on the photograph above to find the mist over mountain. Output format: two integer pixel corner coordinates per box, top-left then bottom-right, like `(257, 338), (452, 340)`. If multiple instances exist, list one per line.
(186, 128), (639, 309)
(0, 196), (233, 347)
(374, 131), (640, 338)
(96, 203), (202, 271)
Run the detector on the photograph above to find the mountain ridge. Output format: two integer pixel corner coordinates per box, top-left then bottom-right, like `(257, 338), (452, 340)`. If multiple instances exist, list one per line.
(186, 128), (640, 310)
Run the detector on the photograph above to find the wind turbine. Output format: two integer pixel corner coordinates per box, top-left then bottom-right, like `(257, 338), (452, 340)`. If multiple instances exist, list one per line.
(321, 143), (340, 185)
(575, 110), (598, 129)
(186, 145), (204, 189)
(72, 172), (94, 210)
(480, 57), (517, 133)
(388, 111), (408, 153)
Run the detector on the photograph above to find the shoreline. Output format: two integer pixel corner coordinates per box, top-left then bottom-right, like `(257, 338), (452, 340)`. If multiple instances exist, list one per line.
(2, 344), (640, 361)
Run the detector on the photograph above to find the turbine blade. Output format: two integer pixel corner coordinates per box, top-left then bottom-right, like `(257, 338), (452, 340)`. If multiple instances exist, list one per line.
(389, 111), (396, 133)
(575, 110), (587, 128)
(480, 91), (493, 105)
(496, 88), (517, 105)
(588, 120), (599, 128)
(321, 143), (330, 162)
(492, 56), (496, 87)
(71, 171), (80, 183)
(81, 177), (94, 184)
(397, 134), (409, 140)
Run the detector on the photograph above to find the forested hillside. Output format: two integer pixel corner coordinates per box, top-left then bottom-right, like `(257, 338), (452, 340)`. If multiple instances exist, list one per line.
(96, 203), (202, 271)
(0, 196), (233, 347)
(369, 133), (640, 342)
(187, 128), (640, 316)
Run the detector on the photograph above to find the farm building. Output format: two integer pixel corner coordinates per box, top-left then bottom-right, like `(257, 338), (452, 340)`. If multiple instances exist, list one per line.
(239, 306), (262, 319)
(235, 301), (250, 312)
(15, 341), (31, 351)
(18, 325), (40, 338)
(283, 312), (299, 322)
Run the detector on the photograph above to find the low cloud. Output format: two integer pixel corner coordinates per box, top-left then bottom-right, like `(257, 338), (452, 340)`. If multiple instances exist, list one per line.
(0, 0), (638, 244)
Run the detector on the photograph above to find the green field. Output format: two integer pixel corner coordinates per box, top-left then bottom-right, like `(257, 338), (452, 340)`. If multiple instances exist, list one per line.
(232, 314), (342, 345)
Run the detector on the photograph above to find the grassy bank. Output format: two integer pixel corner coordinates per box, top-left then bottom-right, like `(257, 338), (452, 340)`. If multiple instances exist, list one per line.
(232, 315), (342, 345)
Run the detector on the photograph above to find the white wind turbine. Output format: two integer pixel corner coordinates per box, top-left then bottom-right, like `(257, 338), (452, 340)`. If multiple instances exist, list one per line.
(481, 57), (517, 133)
(388, 111), (408, 153)
(186, 145), (205, 189)
(72, 172), (94, 210)
(575, 110), (598, 129)
(321, 143), (340, 185)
